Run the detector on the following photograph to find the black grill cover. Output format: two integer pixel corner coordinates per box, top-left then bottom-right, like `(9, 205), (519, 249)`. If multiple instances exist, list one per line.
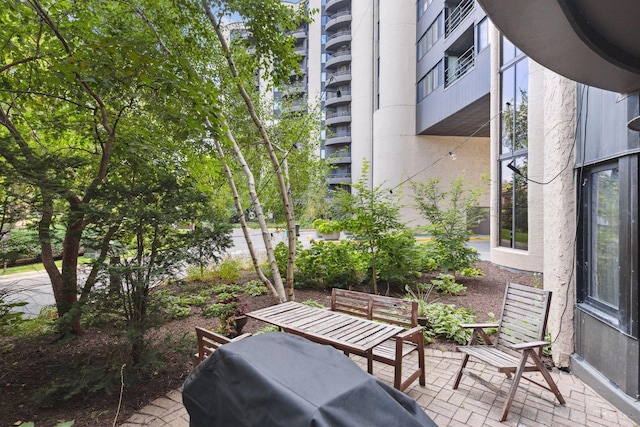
(182, 332), (437, 427)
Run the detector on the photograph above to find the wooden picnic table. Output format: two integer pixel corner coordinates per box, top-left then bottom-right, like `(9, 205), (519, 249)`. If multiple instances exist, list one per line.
(246, 301), (404, 355)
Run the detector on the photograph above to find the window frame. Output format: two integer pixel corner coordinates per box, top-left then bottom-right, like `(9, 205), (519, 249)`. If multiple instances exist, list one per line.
(498, 37), (529, 250)
(577, 157), (639, 337)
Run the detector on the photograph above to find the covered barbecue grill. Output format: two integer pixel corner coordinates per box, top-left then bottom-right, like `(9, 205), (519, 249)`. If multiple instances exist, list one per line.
(182, 332), (436, 426)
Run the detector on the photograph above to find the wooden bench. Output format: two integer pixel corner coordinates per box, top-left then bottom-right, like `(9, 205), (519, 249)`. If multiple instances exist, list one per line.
(330, 289), (426, 391)
(193, 326), (251, 368)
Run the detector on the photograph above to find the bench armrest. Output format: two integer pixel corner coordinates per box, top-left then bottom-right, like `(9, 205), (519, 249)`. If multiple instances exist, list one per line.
(396, 326), (424, 339)
(508, 340), (549, 350)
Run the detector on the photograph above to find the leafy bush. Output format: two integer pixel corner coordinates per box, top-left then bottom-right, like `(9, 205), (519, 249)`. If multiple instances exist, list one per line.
(2, 226), (65, 262)
(431, 274), (466, 296)
(243, 280), (268, 297)
(413, 176), (486, 275)
(210, 259), (242, 283)
(294, 240), (367, 289)
(0, 290), (26, 334)
(423, 303), (476, 345)
(459, 267), (484, 277)
(368, 230), (422, 287)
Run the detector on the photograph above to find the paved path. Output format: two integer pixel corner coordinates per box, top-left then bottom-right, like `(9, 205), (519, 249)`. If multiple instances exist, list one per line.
(120, 348), (636, 427)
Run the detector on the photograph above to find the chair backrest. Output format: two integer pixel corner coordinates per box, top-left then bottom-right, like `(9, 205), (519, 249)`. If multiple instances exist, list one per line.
(195, 326), (232, 366)
(331, 289), (417, 328)
(495, 283), (552, 357)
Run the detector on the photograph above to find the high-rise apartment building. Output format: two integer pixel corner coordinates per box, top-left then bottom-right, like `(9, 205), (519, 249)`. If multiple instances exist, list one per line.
(306, 0), (491, 224)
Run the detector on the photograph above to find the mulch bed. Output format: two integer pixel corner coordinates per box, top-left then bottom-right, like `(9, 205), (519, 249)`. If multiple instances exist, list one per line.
(0, 261), (537, 426)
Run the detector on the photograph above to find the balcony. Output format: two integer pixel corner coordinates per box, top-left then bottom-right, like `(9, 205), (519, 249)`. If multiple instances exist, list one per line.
(325, 0), (349, 13)
(326, 172), (352, 184)
(325, 130), (351, 146)
(326, 10), (351, 33)
(326, 69), (351, 86)
(326, 30), (351, 51)
(326, 50), (351, 69)
(325, 89), (351, 107)
(445, 46), (474, 87)
(295, 45), (307, 56)
(327, 150), (352, 164)
(416, 46), (490, 136)
(326, 109), (352, 126)
(445, 0), (474, 37)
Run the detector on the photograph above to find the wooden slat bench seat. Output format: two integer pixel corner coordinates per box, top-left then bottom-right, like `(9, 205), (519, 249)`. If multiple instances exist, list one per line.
(331, 289), (426, 391)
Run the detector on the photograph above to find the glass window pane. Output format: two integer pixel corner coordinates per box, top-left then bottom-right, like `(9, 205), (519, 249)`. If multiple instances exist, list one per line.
(513, 156), (528, 250)
(514, 59), (528, 150)
(502, 36), (516, 64)
(499, 161), (514, 247)
(590, 167), (620, 308)
(501, 66), (515, 153)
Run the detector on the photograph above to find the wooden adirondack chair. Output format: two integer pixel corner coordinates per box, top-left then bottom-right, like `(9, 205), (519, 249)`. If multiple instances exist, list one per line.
(452, 282), (565, 421)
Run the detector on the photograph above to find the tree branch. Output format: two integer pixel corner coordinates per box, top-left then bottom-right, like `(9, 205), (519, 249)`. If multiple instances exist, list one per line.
(0, 56), (39, 74)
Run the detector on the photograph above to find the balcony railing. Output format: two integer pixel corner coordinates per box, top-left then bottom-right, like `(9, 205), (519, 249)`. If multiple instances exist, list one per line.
(326, 109), (351, 119)
(327, 130), (351, 138)
(326, 68), (351, 82)
(445, 0), (474, 37)
(326, 89), (351, 99)
(326, 50), (351, 61)
(445, 46), (475, 87)
(327, 30), (351, 41)
(328, 9), (351, 21)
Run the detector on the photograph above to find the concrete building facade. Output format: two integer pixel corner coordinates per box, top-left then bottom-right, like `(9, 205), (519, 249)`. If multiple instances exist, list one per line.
(290, 0), (640, 422)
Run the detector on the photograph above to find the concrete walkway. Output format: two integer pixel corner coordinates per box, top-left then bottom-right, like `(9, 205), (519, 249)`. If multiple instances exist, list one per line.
(121, 348), (637, 427)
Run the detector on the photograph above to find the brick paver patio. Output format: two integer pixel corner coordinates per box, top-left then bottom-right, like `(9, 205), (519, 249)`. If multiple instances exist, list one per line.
(120, 348), (637, 427)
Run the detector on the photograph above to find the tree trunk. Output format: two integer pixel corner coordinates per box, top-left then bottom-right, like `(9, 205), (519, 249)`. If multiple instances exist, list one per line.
(225, 127), (288, 302)
(207, 119), (284, 303)
(204, 3), (297, 301)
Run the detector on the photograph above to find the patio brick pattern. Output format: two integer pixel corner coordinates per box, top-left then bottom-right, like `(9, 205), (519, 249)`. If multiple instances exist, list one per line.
(120, 348), (637, 427)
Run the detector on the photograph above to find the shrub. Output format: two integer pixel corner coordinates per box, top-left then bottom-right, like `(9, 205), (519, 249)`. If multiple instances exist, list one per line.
(294, 240), (367, 289)
(422, 302), (476, 345)
(413, 176), (486, 275)
(369, 230), (422, 287)
(431, 274), (466, 296)
(243, 280), (268, 297)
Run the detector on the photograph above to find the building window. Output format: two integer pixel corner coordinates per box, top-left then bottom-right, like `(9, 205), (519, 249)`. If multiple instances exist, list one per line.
(417, 13), (443, 60)
(476, 18), (488, 52)
(499, 36), (528, 250)
(417, 0), (433, 19)
(417, 61), (443, 101)
(578, 159), (637, 336)
(587, 165), (620, 311)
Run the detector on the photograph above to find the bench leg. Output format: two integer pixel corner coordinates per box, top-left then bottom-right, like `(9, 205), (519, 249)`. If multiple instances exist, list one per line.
(367, 352), (374, 374)
(418, 334), (426, 386)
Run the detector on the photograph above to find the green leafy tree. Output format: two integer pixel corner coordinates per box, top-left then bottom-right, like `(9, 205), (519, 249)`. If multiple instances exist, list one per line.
(412, 176), (485, 275)
(0, 0), (222, 334)
(333, 163), (410, 294)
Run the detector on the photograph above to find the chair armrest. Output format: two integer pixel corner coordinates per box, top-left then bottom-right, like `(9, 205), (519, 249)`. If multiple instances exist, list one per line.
(508, 340), (549, 350)
(459, 323), (497, 329)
